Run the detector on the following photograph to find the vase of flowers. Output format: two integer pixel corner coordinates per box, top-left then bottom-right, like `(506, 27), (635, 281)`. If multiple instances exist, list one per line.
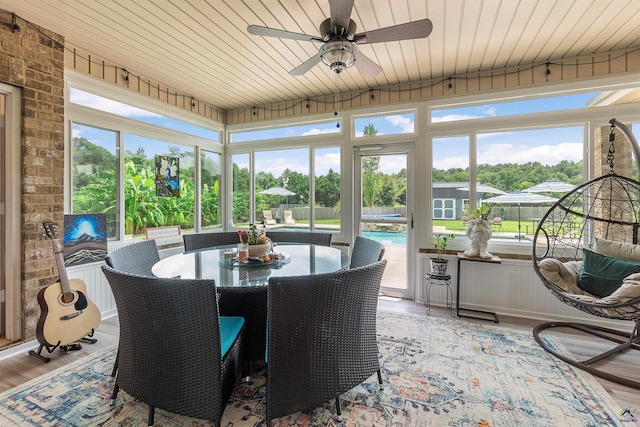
(238, 220), (271, 258)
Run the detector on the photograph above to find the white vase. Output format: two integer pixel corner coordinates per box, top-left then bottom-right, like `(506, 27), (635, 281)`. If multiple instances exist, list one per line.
(464, 219), (493, 258)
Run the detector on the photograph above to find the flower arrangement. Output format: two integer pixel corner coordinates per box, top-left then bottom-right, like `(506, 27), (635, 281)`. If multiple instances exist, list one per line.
(433, 233), (455, 261)
(238, 220), (269, 245)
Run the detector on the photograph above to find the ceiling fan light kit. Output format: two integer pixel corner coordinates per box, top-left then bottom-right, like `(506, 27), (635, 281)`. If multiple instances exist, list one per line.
(320, 40), (357, 74)
(247, 0), (432, 77)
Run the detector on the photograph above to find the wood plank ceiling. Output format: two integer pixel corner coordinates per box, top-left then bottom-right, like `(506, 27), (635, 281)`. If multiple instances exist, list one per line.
(2, 0), (640, 111)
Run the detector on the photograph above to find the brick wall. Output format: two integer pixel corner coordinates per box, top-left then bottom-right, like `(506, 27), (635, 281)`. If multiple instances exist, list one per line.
(0, 12), (65, 341)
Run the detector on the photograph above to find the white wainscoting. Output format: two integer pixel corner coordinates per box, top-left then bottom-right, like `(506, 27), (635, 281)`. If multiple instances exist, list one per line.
(419, 254), (633, 331)
(66, 246), (184, 320)
(65, 247), (632, 333)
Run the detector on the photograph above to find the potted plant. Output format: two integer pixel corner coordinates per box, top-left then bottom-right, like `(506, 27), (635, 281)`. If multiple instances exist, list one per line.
(431, 233), (455, 275)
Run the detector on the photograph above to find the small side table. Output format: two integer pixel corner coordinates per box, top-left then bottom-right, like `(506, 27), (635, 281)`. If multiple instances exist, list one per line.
(456, 252), (502, 323)
(424, 273), (455, 317)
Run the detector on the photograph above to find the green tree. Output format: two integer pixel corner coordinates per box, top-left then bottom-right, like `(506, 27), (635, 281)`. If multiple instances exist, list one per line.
(315, 169), (341, 207)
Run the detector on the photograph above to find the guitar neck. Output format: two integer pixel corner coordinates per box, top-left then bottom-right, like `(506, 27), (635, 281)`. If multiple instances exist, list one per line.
(51, 239), (72, 295)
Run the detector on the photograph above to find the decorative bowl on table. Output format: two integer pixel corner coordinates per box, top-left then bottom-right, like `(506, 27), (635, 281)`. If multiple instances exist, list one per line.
(248, 242), (271, 258)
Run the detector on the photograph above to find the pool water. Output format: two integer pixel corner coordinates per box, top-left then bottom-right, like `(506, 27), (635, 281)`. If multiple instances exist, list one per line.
(363, 231), (406, 246)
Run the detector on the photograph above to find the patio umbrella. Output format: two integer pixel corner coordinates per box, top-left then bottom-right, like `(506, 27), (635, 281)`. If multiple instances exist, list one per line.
(522, 180), (576, 194)
(260, 186), (296, 205)
(483, 191), (559, 241)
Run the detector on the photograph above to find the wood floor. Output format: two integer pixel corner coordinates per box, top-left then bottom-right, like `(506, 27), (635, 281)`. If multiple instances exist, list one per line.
(0, 299), (637, 410)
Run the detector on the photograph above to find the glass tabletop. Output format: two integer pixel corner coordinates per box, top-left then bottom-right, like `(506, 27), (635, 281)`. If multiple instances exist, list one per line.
(152, 243), (350, 287)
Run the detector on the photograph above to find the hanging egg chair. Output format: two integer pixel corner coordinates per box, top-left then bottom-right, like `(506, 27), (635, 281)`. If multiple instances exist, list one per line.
(532, 118), (640, 389)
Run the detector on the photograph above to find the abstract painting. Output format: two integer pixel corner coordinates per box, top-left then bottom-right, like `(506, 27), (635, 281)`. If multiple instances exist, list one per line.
(63, 214), (108, 267)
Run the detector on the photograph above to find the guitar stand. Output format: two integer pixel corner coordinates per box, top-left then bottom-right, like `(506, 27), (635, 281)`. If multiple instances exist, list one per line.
(28, 330), (97, 363)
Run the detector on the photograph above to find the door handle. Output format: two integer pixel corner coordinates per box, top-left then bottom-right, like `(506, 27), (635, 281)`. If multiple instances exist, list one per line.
(410, 213), (414, 229)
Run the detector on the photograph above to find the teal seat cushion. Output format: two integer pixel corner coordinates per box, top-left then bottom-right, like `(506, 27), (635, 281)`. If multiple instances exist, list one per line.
(219, 316), (244, 357)
(578, 249), (640, 298)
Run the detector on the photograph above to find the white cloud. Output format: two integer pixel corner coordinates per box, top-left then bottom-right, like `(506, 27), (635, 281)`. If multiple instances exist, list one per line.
(378, 155), (406, 174)
(385, 115), (414, 133)
(302, 127), (340, 136)
(435, 141), (583, 169)
(432, 114), (481, 123)
(432, 106), (497, 123)
(435, 155), (471, 170)
(315, 152), (340, 175)
(477, 142), (582, 166)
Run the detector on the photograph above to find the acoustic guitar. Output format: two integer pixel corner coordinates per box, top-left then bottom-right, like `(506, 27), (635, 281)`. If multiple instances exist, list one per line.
(36, 222), (101, 348)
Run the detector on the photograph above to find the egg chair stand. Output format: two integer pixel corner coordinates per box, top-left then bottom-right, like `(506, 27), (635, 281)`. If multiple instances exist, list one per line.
(532, 118), (640, 389)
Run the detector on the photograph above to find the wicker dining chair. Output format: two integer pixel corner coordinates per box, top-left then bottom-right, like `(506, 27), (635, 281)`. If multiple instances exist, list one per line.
(267, 231), (333, 246)
(183, 231), (240, 252)
(101, 265), (245, 427)
(104, 239), (161, 377)
(349, 236), (385, 268)
(265, 259), (387, 423)
(105, 239), (160, 277)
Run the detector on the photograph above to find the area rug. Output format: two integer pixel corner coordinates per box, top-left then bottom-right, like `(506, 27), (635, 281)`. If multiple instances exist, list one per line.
(0, 311), (629, 426)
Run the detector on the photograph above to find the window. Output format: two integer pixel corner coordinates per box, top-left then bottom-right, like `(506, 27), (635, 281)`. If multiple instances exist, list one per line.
(230, 120), (340, 143)
(231, 153), (250, 225)
(354, 112), (415, 137)
(314, 147), (341, 232)
(431, 92), (599, 122)
(201, 150), (222, 230)
(71, 123), (119, 239)
(433, 199), (455, 219)
(432, 136), (469, 235)
(70, 88), (219, 141)
(123, 134), (195, 238)
(255, 148), (309, 231)
(231, 147), (341, 233)
(69, 86), (223, 241)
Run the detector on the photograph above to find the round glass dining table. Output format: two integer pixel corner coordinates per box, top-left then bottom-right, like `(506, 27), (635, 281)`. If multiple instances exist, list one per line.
(152, 243), (350, 287)
(152, 243), (350, 362)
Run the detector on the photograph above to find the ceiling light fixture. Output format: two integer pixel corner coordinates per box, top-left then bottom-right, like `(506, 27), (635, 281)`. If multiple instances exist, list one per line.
(320, 40), (357, 74)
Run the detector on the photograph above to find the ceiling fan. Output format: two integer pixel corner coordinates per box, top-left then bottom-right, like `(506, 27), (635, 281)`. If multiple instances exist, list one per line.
(247, 0), (433, 77)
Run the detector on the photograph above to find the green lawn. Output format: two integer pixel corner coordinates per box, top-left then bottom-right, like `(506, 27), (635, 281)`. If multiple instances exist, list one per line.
(433, 219), (535, 234)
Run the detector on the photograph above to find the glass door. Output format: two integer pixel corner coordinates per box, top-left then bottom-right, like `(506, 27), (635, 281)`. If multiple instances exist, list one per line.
(354, 144), (414, 299)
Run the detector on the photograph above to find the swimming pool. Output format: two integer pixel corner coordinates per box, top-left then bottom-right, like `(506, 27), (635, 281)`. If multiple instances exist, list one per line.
(363, 230), (406, 246)
(269, 226), (407, 246)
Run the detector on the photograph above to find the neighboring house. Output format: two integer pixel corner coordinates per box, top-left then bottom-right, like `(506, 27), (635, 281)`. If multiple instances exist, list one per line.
(432, 183), (505, 220)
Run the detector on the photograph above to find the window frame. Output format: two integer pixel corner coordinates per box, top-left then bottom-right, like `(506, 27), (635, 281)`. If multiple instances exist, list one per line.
(66, 76), (224, 246)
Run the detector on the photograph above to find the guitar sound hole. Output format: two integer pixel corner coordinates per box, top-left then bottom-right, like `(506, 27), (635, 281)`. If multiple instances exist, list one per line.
(59, 292), (78, 305)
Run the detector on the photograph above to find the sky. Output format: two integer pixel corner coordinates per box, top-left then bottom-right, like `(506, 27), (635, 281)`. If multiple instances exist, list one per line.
(71, 88), (640, 178)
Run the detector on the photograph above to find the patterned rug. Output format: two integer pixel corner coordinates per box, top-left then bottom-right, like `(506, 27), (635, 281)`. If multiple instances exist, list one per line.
(0, 311), (629, 426)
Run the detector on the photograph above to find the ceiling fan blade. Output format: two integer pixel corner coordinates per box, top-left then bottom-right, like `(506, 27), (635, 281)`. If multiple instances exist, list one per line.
(353, 18), (433, 44)
(329, 0), (354, 32)
(247, 25), (321, 42)
(289, 53), (323, 75)
(354, 52), (383, 77)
